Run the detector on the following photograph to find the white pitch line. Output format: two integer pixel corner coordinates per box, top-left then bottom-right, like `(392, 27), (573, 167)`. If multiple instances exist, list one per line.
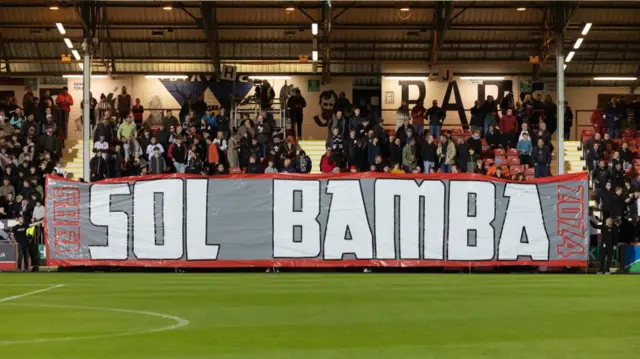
(0, 303), (190, 346)
(0, 284), (64, 303)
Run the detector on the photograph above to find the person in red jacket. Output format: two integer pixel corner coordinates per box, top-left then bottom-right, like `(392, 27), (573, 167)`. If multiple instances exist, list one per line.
(499, 108), (518, 148)
(320, 147), (336, 173)
(55, 86), (73, 140)
(590, 107), (605, 136)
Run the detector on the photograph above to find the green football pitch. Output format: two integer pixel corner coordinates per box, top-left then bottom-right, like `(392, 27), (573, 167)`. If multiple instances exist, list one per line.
(1, 273), (639, 359)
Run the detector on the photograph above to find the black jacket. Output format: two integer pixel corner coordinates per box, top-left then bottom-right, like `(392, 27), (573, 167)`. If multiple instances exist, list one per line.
(592, 167), (611, 189)
(594, 223), (619, 246)
(421, 142), (437, 163)
(466, 136), (482, 155)
(295, 156), (312, 173)
(389, 143), (402, 165)
(90, 156), (106, 179)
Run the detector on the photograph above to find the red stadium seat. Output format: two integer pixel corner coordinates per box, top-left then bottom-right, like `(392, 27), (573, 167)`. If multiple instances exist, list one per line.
(525, 174), (535, 181)
(481, 139), (488, 146)
(495, 155), (507, 164)
(582, 135), (593, 144)
(524, 167), (535, 175)
(482, 145), (492, 155)
(507, 148), (519, 157)
(508, 156), (521, 165)
(622, 129), (634, 137)
(510, 165), (524, 174)
(464, 134), (471, 142)
(452, 129), (463, 137)
(484, 158), (495, 166)
(494, 148), (505, 156)
(634, 158), (640, 166)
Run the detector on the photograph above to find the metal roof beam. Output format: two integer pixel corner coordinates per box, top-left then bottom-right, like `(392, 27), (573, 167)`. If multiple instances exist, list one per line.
(199, 2), (221, 78)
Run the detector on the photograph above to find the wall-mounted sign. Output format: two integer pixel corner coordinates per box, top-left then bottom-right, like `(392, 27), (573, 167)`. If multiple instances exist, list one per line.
(308, 79), (320, 92)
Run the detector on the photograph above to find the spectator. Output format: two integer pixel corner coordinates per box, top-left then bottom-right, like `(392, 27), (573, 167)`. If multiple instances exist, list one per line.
(402, 138), (417, 173)
(96, 93), (112, 124)
(481, 95), (498, 135)
(94, 113), (115, 143)
(367, 136), (380, 167)
(295, 150), (312, 173)
(517, 132), (533, 166)
(90, 149), (107, 181)
(492, 166), (507, 179)
(37, 127), (59, 161)
(499, 108), (518, 148)
(590, 106), (605, 136)
(331, 110), (346, 137)
(395, 100), (410, 130)
(326, 127), (344, 154)
(564, 101), (573, 140)
(94, 135), (109, 160)
(227, 133), (240, 169)
(455, 137), (469, 172)
(437, 134), (456, 173)
(620, 142), (634, 171)
(531, 138), (551, 178)
(55, 86), (73, 139)
(163, 110), (180, 131)
(185, 150), (203, 174)
(334, 92), (351, 116)
(255, 115), (271, 154)
(149, 147), (166, 174)
(320, 147), (337, 173)
(168, 137), (188, 173)
(603, 97), (624, 139)
(421, 135), (437, 174)
(411, 101), (426, 136)
(0, 178), (15, 198)
(485, 124), (502, 150)
(349, 107), (364, 132)
(469, 100), (483, 135)
(264, 160), (278, 174)
(281, 158), (296, 173)
(117, 115), (137, 141)
(466, 147), (480, 173)
(206, 137), (220, 171)
(246, 156), (262, 174)
(466, 129), (482, 155)
(427, 100), (445, 139)
(10, 108), (26, 129)
(145, 137), (164, 159)
(501, 92), (514, 115)
(287, 89), (306, 138)
(116, 86), (132, 122)
(131, 98), (144, 129)
(395, 119), (414, 146)
(123, 136), (143, 163)
(22, 86), (35, 117)
(216, 108), (230, 140)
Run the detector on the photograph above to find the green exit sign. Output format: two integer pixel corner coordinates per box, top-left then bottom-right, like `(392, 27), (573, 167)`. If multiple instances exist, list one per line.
(308, 79), (320, 92)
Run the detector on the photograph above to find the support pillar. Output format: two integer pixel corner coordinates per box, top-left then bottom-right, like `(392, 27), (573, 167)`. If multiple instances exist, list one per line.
(556, 32), (565, 175)
(82, 40), (91, 181)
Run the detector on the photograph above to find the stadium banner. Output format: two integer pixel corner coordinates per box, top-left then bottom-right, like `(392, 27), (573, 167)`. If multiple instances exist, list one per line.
(45, 173), (589, 268)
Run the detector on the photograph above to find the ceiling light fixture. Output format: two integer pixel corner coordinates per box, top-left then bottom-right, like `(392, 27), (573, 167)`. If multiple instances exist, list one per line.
(49, 5), (59, 10)
(285, 7), (295, 11)
(64, 38), (73, 49)
(565, 51), (575, 62)
(312, 51), (318, 62)
(144, 75), (188, 79)
(162, 4), (173, 10)
(517, 7), (526, 11)
(582, 23), (592, 35)
(459, 76), (505, 80)
(573, 38), (583, 49)
(55, 23), (66, 35)
(593, 77), (637, 81)
(563, 64), (567, 70)
(71, 49), (81, 60)
(311, 23), (318, 35)
(400, 7), (411, 12)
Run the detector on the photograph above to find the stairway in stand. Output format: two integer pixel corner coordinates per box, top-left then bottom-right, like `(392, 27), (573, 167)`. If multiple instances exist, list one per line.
(550, 140), (584, 175)
(60, 120), (85, 180)
(297, 140), (326, 174)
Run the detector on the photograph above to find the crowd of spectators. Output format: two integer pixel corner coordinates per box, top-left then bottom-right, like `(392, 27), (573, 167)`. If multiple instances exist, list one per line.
(86, 88), (567, 181)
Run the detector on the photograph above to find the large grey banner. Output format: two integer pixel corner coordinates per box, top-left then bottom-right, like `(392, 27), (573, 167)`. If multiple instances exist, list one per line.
(45, 173), (590, 267)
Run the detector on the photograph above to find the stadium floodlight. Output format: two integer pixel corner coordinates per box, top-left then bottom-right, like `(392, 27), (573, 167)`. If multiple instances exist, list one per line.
(593, 77), (637, 81)
(573, 38), (583, 49)
(56, 23), (66, 35)
(64, 38), (73, 49)
(71, 49), (81, 60)
(565, 51), (575, 62)
(582, 23), (592, 35)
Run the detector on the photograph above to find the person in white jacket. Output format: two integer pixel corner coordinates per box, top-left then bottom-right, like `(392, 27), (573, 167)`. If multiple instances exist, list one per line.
(93, 135), (109, 159)
(145, 137), (164, 159)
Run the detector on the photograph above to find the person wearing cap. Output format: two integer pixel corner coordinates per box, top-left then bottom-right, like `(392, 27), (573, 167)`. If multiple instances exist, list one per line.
(11, 215), (30, 272)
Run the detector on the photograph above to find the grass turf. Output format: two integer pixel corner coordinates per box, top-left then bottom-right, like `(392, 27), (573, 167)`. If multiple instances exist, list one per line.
(0, 273), (639, 359)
